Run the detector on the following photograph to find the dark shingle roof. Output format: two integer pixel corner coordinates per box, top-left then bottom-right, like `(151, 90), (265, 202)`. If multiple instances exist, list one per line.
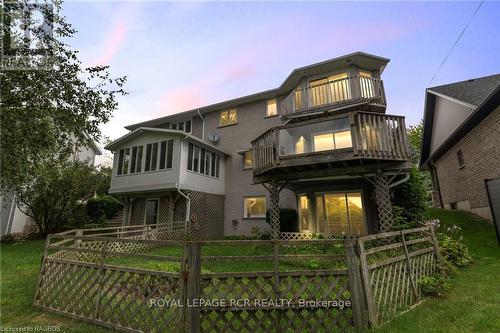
(429, 74), (500, 106)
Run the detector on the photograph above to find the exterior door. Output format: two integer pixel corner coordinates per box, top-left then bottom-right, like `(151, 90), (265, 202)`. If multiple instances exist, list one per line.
(145, 199), (159, 225)
(315, 192), (366, 235)
(298, 195), (313, 232)
(486, 178), (500, 245)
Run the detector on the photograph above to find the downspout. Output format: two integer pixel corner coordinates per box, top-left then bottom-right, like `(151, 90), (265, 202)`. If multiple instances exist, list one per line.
(196, 109), (205, 141)
(176, 135), (191, 232)
(176, 188), (191, 233)
(431, 164), (444, 208)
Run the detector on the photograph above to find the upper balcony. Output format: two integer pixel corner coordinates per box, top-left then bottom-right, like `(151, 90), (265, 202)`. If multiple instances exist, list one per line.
(252, 112), (411, 182)
(281, 75), (386, 118)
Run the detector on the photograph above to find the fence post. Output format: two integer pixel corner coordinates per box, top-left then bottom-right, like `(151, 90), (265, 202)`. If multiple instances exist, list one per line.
(186, 242), (201, 333)
(75, 229), (82, 248)
(273, 241), (282, 333)
(401, 231), (419, 300)
(428, 225), (442, 264)
(344, 237), (368, 331)
(33, 235), (51, 306)
(93, 239), (109, 320)
(356, 237), (377, 326)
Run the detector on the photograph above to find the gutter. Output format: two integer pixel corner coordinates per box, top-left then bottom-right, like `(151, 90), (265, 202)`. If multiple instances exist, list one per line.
(197, 109), (205, 141)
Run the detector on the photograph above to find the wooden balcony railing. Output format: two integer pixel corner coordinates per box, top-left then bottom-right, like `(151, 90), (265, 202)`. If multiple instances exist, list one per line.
(252, 112), (410, 176)
(352, 112), (410, 160)
(281, 76), (385, 116)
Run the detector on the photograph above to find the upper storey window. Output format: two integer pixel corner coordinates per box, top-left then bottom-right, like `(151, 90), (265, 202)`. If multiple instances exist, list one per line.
(266, 99), (278, 117)
(171, 120), (192, 133)
(279, 117), (352, 156)
(303, 72), (351, 109)
(219, 109), (237, 127)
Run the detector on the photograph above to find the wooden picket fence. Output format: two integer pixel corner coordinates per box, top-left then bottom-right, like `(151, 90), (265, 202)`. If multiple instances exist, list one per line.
(33, 225), (441, 332)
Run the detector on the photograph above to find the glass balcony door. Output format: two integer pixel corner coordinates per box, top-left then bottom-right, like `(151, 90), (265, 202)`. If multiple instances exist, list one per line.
(309, 73), (351, 108)
(314, 192), (365, 235)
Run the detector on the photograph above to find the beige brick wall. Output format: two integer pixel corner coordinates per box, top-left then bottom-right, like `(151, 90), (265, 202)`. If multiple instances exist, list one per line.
(435, 105), (500, 215)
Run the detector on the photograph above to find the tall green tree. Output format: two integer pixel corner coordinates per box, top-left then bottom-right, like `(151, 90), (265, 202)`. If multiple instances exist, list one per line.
(0, 0), (126, 193)
(16, 160), (108, 235)
(392, 120), (431, 225)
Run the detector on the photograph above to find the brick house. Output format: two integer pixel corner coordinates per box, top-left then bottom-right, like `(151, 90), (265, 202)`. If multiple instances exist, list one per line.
(420, 74), (500, 221)
(105, 52), (413, 239)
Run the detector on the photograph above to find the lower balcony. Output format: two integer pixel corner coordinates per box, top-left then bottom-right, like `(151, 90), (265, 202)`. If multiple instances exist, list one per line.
(252, 111), (411, 181)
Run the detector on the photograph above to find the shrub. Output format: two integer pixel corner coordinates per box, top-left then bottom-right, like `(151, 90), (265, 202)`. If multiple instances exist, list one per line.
(86, 195), (122, 222)
(392, 205), (419, 230)
(419, 275), (450, 297)
(251, 227), (272, 240)
(67, 205), (92, 228)
(438, 231), (473, 269)
(0, 232), (39, 243)
(391, 166), (428, 224)
(265, 208), (298, 232)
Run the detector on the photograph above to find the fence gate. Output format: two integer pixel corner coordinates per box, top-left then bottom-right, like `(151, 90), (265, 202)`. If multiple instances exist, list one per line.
(357, 226), (442, 325)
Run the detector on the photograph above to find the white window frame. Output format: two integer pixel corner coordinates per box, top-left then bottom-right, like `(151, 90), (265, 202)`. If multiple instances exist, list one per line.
(219, 109), (238, 127)
(242, 149), (253, 169)
(243, 196), (267, 219)
(266, 99), (278, 117)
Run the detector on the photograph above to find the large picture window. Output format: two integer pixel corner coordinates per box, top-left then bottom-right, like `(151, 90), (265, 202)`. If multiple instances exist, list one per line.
(244, 197), (266, 218)
(315, 192), (365, 235)
(187, 142), (221, 178)
(279, 117), (352, 156)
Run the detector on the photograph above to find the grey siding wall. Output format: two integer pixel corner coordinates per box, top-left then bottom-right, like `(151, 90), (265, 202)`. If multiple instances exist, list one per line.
(434, 105), (500, 220)
(196, 95), (297, 235)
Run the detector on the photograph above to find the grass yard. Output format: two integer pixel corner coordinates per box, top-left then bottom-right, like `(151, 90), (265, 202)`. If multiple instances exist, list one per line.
(373, 208), (500, 333)
(1, 208), (499, 332)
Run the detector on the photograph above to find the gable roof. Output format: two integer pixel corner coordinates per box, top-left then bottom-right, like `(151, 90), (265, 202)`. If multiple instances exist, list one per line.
(104, 127), (230, 155)
(125, 51), (390, 130)
(420, 74), (500, 169)
(428, 74), (500, 107)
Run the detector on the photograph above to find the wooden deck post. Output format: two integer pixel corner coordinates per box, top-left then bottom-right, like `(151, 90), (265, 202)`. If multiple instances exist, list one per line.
(345, 237), (368, 331)
(122, 198), (132, 227)
(268, 182), (280, 240)
(373, 173), (394, 232)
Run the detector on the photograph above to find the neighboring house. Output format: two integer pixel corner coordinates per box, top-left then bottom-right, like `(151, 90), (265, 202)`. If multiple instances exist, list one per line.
(105, 52), (412, 239)
(0, 138), (102, 236)
(420, 74), (500, 221)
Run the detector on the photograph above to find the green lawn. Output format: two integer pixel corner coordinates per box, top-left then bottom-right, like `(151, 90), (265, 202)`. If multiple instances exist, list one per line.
(373, 208), (500, 333)
(1, 208), (499, 332)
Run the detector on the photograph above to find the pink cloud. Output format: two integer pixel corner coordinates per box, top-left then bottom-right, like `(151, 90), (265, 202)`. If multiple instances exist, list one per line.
(153, 59), (257, 117)
(92, 3), (140, 66)
(93, 21), (128, 66)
